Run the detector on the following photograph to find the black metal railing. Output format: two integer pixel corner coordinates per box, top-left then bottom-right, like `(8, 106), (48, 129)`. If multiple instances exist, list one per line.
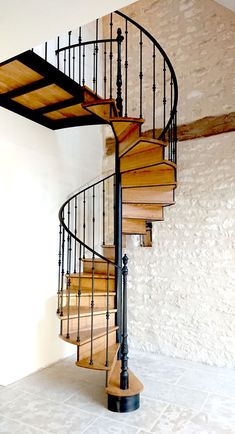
(52, 7), (179, 391)
(39, 9), (177, 162)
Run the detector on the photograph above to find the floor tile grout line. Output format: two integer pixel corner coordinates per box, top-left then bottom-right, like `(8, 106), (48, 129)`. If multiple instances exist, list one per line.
(0, 413), (52, 434)
(148, 402), (170, 431)
(1, 387), (106, 417)
(199, 391), (210, 412)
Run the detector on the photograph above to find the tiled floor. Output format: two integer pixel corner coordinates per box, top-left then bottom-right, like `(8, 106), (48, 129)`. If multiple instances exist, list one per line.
(0, 351), (235, 433)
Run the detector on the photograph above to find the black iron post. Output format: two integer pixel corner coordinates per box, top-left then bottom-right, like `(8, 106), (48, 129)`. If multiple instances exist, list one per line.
(120, 254), (129, 390)
(116, 28), (124, 116)
(114, 137), (122, 353)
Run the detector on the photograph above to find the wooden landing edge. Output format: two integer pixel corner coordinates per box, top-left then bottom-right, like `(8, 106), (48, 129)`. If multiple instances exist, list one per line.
(106, 360), (144, 397)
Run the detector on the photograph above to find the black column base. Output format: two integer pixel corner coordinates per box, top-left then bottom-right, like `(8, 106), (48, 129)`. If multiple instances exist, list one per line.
(107, 393), (140, 413)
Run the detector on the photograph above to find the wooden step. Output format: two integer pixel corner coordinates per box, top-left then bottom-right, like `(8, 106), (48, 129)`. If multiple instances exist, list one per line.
(68, 272), (115, 292)
(120, 136), (166, 157)
(60, 325), (118, 347)
(120, 142), (164, 173)
(82, 99), (118, 122)
(61, 312), (116, 335)
(110, 117), (144, 156)
(122, 218), (147, 235)
(121, 162), (176, 188)
(83, 258), (115, 275)
(76, 343), (120, 371)
(122, 185), (175, 204)
(122, 203), (164, 220)
(102, 244), (115, 260)
(58, 306), (117, 320)
(106, 360), (144, 397)
(61, 291), (116, 309)
(78, 330), (117, 361)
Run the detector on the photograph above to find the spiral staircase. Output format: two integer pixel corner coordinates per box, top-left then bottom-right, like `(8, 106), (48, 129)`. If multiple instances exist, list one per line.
(0, 9), (178, 412)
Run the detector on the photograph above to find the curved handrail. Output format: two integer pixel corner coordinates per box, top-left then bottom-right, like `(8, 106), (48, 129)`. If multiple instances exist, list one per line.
(114, 10), (178, 140)
(58, 172), (120, 268)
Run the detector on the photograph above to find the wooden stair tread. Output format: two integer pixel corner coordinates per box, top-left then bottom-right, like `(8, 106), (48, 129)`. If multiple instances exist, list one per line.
(122, 162), (176, 188)
(106, 360), (144, 397)
(122, 185), (176, 204)
(69, 272), (115, 279)
(122, 218), (147, 234)
(58, 306), (117, 320)
(76, 343), (120, 371)
(62, 290), (116, 296)
(121, 160), (176, 174)
(82, 99), (118, 121)
(120, 146), (164, 173)
(122, 203), (164, 220)
(120, 136), (166, 157)
(60, 326), (118, 346)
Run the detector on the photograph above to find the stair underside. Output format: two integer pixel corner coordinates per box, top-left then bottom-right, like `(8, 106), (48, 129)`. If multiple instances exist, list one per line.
(0, 51), (107, 129)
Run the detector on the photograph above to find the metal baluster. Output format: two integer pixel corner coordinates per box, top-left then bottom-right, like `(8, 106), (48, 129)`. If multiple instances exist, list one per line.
(124, 19), (128, 117)
(104, 42), (107, 99)
(116, 28), (123, 117)
(76, 243), (82, 344)
(78, 27), (82, 85)
(152, 44), (156, 139)
(105, 262), (110, 383)
(120, 254), (129, 389)
(103, 180), (106, 246)
(169, 76), (173, 161)
(44, 42), (48, 61)
(139, 30), (143, 120)
(93, 43), (96, 93)
(90, 186), (95, 365)
(60, 216), (65, 318)
(95, 19), (99, 94)
(63, 50), (66, 75)
(66, 203), (72, 339)
(74, 196), (77, 273)
(68, 31), (71, 77)
(57, 37), (60, 70)
(174, 110), (177, 165)
(163, 58), (166, 140)
(82, 45), (86, 86)
(83, 191), (86, 259)
(72, 47), (75, 81)
(57, 223), (62, 314)
(109, 13), (113, 99)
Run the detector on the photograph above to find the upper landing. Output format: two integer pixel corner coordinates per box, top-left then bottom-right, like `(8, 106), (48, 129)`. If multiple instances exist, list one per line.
(0, 50), (106, 130)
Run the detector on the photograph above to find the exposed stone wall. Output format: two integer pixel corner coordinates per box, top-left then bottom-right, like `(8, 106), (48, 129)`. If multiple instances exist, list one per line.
(102, 0), (235, 366)
(127, 132), (235, 368)
(103, 0), (235, 128)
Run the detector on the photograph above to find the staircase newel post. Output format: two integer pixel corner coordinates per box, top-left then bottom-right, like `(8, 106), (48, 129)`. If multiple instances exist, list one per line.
(116, 28), (124, 116)
(120, 254), (129, 390)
